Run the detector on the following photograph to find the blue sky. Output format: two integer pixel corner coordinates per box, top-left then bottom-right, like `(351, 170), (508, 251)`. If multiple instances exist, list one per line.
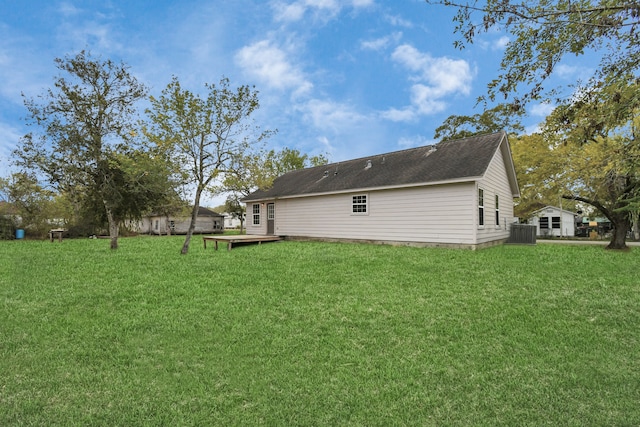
(0, 0), (592, 202)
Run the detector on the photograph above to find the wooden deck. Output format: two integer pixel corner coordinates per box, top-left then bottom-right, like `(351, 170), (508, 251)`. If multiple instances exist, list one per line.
(203, 234), (282, 251)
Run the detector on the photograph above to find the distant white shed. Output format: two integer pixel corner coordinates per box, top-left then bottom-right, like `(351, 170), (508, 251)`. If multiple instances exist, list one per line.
(529, 206), (578, 237)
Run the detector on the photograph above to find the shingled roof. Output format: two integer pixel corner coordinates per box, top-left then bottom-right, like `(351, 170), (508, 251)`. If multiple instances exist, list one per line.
(244, 131), (518, 201)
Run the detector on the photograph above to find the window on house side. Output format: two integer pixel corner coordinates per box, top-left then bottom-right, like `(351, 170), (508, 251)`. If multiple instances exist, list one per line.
(478, 189), (484, 227)
(540, 217), (549, 229)
(495, 194), (500, 227)
(552, 216), (561, 229)
(252, 204), (260, 225)
(352, 194), (368, 214)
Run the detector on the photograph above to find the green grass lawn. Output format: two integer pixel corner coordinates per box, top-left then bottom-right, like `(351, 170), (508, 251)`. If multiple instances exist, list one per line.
(1, 237), (638, 426)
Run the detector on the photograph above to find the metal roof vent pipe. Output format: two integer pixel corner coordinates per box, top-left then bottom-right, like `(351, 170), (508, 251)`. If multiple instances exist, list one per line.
(365, 159), (372, 169)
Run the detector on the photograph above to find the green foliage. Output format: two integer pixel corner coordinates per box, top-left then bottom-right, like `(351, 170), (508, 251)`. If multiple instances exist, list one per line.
(222, 147), (329, 198)
(15, 51), (155, 248)
(541, 80), (640, 248)
(1, 238), (639, 425)
(509, 89), (639, 248)
(145, 76), (275, 254)
(434, 103), (524, 140)
(545, 77), (640, 145)
(432, 0), (640, 108)
(0, 172), (55, 236)
(510, 133), (569, 219)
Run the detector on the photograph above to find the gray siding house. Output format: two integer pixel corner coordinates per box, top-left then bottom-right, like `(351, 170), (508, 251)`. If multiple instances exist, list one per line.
(137, 206), (224, 235)
(243, 131), (520, 249)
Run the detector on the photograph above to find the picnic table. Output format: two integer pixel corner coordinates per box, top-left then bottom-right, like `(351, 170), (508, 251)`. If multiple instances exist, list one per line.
(203, 235), (282, 251)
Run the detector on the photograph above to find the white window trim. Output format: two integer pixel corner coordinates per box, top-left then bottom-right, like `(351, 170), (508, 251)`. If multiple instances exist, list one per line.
(539, 217), (550, 229)
(495, 194), (500, 229)
(252, 203), (261, 225)
(267, 203), (275, 220)
(478, 188), (485, 229)
(351, 193), (369, 215)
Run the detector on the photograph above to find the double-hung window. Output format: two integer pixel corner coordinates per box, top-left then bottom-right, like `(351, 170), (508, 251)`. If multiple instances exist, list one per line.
(478, 188), (484, 227)
(352, 194), (368, 214)
(495, 194), (500, 228)
(552, 216), (561, 229)
(252, 204), (261, 225)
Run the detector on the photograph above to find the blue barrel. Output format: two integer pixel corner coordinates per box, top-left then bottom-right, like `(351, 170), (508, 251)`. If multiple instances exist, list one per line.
(15, 229), (25, 239)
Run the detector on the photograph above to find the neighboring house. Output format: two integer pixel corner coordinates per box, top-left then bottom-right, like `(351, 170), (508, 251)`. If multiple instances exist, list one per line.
(220, 212), (244, 229)
(243, 131), (520, 249)
(137, 206), (224, 235)
(529, 206), (579, 237)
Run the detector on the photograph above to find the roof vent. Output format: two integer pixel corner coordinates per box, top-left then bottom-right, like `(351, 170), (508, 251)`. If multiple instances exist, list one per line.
(323, 170), (329, 177)
(365, 159), (372, 169)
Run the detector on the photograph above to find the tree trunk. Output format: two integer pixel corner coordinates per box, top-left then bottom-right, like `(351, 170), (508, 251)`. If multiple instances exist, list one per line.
(181, 191), (202, 255)
(606, 215), (630, 250)
(104, 205), (119, 250)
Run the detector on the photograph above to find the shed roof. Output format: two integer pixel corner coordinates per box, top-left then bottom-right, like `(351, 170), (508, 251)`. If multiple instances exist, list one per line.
(244, 131), (519, 201)
(530, 206), (579, 216)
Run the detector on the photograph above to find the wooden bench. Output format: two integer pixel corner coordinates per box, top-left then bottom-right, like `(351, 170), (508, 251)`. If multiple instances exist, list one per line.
(203, 235), (282, 251)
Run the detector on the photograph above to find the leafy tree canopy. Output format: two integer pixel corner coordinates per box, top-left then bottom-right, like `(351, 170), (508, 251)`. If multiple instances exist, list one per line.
(434, 103), (524, 140)
(429, 0), (640, 110)
(14, 51), (164, 248)
(145, 76), (275, 254)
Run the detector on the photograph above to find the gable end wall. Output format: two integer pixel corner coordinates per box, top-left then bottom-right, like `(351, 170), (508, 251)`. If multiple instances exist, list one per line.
(476, 145), (515, 244)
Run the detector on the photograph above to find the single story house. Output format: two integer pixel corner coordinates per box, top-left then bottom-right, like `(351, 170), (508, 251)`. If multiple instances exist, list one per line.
(529, 206), (579, 237)
(243, 131), (520, 249)
(137, 206), (224, 235)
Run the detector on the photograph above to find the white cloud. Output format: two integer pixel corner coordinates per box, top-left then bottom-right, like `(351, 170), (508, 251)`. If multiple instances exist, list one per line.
(383, 44), (474, 120)
(301, 98), (366, 132)
(380, 107), (416, 122)
(529, 102), (555, 118)
(409, 84), (448, 115)
(271, 0), (373, 22)
(53, 2), (123, 53)
(272, 2), (308, 22)
(555, 63), (595, 83)
(58, 2), (81, 17)
(385, 14), (413, 28)
(235, 39), (313, 97)
(398, 135), (436, 149)
(351, 0), (374, 7)
(360, 32), (402, 51)
(316, 135), (335, 156)
(493, 36), (509, 50)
